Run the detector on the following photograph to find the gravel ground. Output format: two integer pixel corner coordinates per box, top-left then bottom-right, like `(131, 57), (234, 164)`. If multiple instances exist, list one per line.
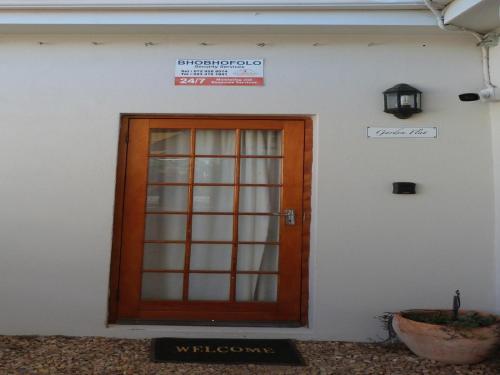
(1, 336), (499, 374)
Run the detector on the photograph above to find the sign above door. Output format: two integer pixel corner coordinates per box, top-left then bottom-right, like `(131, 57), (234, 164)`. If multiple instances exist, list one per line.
(175, 59), (264, 86)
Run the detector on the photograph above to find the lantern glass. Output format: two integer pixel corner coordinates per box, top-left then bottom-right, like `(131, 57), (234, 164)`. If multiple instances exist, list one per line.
(399, 94), (412, 108)
(386, 93), (398, 111)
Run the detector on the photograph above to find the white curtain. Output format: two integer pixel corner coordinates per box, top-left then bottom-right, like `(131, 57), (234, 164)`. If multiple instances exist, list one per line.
(143, 129), (279, 302)
(236, 130), (280, 301)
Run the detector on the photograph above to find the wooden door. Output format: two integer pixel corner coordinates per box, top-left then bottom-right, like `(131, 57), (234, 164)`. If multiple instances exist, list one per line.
(110, 116), (311, 325)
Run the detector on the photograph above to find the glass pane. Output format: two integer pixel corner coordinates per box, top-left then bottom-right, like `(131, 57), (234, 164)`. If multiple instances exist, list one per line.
(239, 187), (280, 213)
(236, 274), (277, 302)
(194, 158), (234, 183)
(240, 159), (281, 184)
(241, 130), (282, 156)
(145, 214), (187, 241)
(149, 129), (190, 154)
(146, 186), (188, 212)
(141, 273), (183, 300)
(190, 244), (232, 271)
(400, 94), (413, 108)
(192, 215), (233, 241)
(148, 157), (190, 183)
(193, 186), (234, 212)
(189, 273), (230, 301)
(386, 93), (398, 110)
(143, 244), (185, 270)
(238, 215), (279, 242)
(195, 130), (235, 155)
(237, 245), (278, 272)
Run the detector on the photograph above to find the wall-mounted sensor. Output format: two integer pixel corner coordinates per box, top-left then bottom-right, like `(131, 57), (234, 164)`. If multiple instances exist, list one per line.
(393, 182), (416, 194)
(458, 93), (480, 102)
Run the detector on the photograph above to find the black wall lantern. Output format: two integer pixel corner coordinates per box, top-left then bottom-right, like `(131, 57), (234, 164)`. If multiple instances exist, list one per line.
(383, 83), (422, 119)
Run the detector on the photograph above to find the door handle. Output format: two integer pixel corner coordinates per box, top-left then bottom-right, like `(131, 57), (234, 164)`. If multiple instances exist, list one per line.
(272, 209), (296, 225)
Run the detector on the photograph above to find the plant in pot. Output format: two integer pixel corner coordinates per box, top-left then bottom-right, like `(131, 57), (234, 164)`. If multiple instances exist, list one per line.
(387, 291), (500, 364)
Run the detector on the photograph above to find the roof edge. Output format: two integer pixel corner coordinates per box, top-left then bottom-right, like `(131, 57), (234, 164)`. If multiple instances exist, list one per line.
(0, 1), (445, 11)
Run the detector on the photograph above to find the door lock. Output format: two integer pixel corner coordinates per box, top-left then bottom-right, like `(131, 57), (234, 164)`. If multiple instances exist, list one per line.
(272, 209), (296, 225)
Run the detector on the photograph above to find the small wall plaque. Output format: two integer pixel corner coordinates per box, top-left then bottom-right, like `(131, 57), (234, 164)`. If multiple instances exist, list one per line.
(367, 127), (437, 138)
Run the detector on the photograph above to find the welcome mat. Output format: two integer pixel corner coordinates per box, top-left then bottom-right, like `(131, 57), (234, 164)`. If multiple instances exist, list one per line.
(151, 338), (305, 365)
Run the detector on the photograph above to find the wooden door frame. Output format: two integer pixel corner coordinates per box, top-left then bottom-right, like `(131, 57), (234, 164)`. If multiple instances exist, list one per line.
(107, 114), (313, 326)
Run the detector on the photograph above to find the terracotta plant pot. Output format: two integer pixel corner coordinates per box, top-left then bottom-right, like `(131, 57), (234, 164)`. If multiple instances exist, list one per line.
(392, 310), (500, 364)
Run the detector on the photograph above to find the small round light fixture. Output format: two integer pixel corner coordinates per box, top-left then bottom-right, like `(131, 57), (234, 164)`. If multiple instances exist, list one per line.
(383, 83), (422, 119)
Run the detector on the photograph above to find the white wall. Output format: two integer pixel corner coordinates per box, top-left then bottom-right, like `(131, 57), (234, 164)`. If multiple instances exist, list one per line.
(489, 40), (500, 312)
(0, 33), (494, 340)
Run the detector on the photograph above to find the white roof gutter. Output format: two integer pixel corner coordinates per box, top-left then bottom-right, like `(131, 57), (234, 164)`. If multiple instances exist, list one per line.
(0, 1), (444, 33)
(0, 1), (454, 35)
(0, 0), (445, 10)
